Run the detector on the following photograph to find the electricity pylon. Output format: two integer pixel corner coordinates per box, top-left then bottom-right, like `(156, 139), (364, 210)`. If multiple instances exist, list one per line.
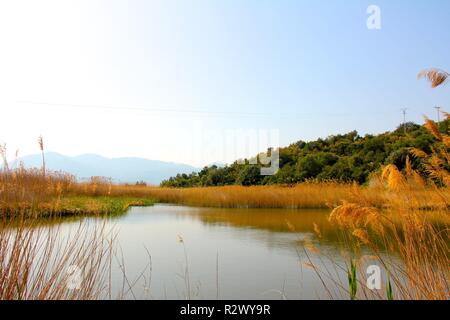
(434, 106), (441, 123)
(401, 108), (408, 134)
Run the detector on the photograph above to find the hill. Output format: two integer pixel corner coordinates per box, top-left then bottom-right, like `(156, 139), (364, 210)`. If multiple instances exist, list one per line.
(161, 120), (449, 187)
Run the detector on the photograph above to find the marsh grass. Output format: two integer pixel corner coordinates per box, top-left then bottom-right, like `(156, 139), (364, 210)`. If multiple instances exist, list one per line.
(1, 138), (447, 217)
(0, 162), (155, 219)
(2, 164), (446, 218)
(0, 219), (115, 299)
(0, 143), (156, 299)
(100, 182), (447, 210)
(304, 113), (449, 300)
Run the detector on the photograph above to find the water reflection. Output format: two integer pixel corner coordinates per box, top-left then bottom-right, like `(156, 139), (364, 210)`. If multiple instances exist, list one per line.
(106, 205), (350, 299)
(1, 205), (358, 299)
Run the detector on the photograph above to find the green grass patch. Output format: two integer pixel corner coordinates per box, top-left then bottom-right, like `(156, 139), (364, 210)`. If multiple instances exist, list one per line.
(0, 196), (156, 219)
(55, 196), (156, 217)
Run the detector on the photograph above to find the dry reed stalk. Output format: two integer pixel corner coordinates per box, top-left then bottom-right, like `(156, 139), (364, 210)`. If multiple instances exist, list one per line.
(307, 112), (450, 300)
(0, 219), (115, 299)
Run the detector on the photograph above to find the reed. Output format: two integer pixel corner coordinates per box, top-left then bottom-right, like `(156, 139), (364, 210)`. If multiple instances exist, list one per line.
(0, 219), (115, 299)
(111, 183), (447, 210)
(1, 164), (447, 218)
(418, 68), (449, 88)
(306, 113), (449, 300)
(0, 162), (155, 218)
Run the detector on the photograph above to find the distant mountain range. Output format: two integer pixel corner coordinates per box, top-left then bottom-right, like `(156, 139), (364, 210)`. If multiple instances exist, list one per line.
(12, 152), (198, 185)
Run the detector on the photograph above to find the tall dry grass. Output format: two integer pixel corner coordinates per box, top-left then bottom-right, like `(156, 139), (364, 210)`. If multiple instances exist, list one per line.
(0, 160), (153, 218)
(324, 203), (449, 300)
(64, 177), (447, 210)
(0, 220), (115, 299)
(307, 113), (449, 300)
(0, 168), (76, 217)
(4, 163), (446, 215)
(0, 144), (139, 299)
(2, 133), (447, 216)
(111, 183), (446, 210)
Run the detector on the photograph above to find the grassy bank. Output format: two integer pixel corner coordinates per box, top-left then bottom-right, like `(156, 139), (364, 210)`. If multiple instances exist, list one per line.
(0, 166), (156, 218)
(1, 167), (447, 218)
(122, 183), (448, 210)
(0, 195), (155, 219)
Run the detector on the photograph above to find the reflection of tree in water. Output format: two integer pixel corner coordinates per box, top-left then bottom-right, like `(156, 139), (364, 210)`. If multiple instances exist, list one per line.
(182, 207), (343, 243)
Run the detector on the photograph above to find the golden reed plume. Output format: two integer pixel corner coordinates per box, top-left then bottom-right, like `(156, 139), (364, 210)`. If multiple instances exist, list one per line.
(418, 68), (449, 88)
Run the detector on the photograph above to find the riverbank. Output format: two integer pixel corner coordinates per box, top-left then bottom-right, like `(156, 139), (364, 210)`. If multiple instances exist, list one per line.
(1, 175), (448, 218)
(0, 195), (155, 218)
(1, 164), (448, 219)
(128, 184), (448, 210)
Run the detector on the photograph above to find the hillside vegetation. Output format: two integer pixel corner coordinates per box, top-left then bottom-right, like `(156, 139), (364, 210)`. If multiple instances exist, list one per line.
(161, 120), (449, 187)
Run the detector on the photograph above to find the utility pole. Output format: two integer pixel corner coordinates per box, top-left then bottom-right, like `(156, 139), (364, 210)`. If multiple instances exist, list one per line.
(401, 108), (408, 134)
(434, 106), (441, 123)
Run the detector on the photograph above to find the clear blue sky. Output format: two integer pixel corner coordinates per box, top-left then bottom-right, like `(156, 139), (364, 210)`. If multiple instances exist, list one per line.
(0, 0), (449, 166)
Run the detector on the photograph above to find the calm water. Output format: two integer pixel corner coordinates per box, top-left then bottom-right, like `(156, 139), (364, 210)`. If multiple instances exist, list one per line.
(23, 204), (382, 299)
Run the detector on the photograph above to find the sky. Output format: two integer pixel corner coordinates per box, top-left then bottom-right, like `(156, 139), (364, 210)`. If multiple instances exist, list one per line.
(0, 0), (449, 167)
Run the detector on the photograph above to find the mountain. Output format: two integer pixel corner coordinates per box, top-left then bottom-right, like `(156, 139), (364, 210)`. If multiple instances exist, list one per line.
(14, 152), (198, 185)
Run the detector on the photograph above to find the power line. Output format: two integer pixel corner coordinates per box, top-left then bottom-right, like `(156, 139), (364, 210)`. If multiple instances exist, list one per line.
(8, 99), (379, 119)
(14, 100), (272, 117)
